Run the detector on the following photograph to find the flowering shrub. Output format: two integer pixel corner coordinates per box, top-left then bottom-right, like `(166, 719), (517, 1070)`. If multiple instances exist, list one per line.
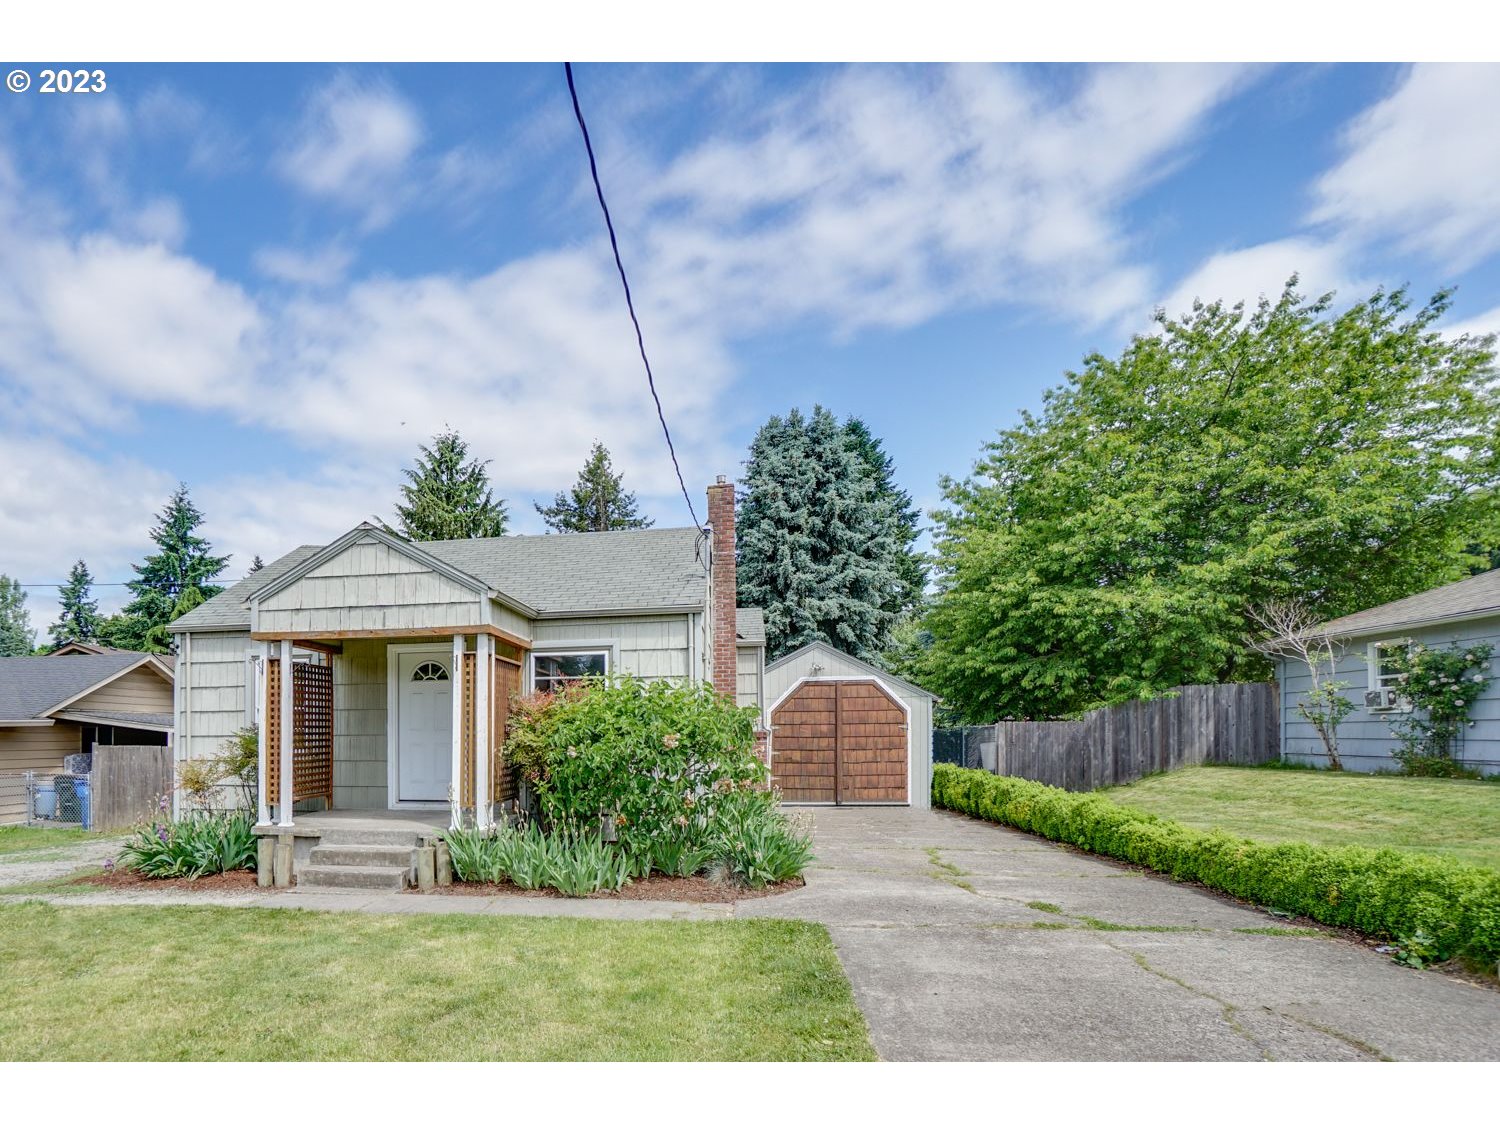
(504, 675), (765, 846)
(118, 812), (257, 878)
(1384, 642), (1493, 777)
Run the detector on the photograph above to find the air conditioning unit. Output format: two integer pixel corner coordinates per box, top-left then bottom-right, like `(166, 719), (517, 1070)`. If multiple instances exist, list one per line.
(1364, 688), (1400, 712)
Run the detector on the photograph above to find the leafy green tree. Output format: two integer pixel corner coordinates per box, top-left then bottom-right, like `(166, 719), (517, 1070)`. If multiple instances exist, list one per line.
(737, 405), (907, 662)
(535, 441), (653, 533)
(393, 430), (509, 541)
(114, 485), (230, 652)
(47, 559), (103, 649)
(0, 575), (36, 656)
(844, 416), (926, 618)
(922, 281), (1500, 722)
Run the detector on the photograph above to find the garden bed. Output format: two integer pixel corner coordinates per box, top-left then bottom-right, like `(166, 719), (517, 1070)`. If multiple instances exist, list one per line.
(421, 874), (804, 902)
(71, 869), (268, 893)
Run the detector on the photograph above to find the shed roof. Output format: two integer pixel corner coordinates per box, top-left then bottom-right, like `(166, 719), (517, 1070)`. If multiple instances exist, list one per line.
(764, 641), (938, 700)
(0, 653), (168, 723)
(170, 526), (711, 632)
(1317, 567), (1500, 639)
(736, 608), (765, 646)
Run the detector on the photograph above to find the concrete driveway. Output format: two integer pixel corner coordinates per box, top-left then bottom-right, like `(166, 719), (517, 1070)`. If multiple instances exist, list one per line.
(738, 807), (1500, 1061)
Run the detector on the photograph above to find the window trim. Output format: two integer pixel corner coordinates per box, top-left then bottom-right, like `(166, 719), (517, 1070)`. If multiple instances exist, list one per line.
(530, 648), (612, 694)
(1367, 638), (1410, 692)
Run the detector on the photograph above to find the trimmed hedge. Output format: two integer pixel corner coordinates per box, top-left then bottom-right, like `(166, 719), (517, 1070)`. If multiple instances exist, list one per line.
(932, 764), (1500, 965)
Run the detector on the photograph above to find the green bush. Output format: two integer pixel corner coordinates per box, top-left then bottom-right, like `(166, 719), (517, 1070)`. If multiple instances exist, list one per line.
(506, 676), (765, 847)
(932, 764), (1500, 965)
(707, 791), (815, 887)
(119, 812), (257, 879)
(444, 822), (631, 897)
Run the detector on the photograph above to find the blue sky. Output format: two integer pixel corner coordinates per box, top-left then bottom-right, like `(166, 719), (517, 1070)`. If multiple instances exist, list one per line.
(2, 62), (1499, 629)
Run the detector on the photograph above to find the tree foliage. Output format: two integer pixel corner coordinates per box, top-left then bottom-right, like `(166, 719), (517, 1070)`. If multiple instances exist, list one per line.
(393, 429), (509, 541)
(843, 416), (926, 617)
(47, 559), (103, 649)
(535, 441), (653, 533)
(0, 575), (35, 656)
(736, 405), (908, 662)
(920, 281), (1500, 721)
(112, 485), (230, 653)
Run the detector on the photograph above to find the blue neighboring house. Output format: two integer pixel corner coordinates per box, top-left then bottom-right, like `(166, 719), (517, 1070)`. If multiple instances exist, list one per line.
(1277, 568), (1500, 775)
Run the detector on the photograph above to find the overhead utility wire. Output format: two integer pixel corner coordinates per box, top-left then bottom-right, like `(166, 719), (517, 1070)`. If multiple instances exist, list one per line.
(564, 61), (702, 532)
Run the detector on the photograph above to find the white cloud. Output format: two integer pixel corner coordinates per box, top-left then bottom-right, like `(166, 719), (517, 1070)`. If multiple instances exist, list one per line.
(1312, 63), (1500, 271)
(1443, 304), (1500, 343)
(1156, 236), (1361, 322)
(252, 242), (355, 287)
(276, 75), (424, 228)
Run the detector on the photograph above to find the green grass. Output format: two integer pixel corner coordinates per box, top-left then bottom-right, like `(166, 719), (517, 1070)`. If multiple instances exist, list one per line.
(1104, 766), (1500, 870)
(0, 903), (875, 1061)
(0, 826), (93, 857)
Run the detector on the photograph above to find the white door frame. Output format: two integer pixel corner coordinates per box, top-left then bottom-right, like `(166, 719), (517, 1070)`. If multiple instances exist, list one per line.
(386, 643), (456, 810)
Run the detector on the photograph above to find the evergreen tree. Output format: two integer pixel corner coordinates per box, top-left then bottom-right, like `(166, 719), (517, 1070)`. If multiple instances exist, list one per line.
(114, 485), (230, 651)
(0, 575), (36, 656)
(737, 405), (906, 662)
(248, 555), (265, 575)
(47, 559), (102, 649)
(535, 441), (653, 533)
(392, 430), (509, 541)
(843, 416), (926, 617)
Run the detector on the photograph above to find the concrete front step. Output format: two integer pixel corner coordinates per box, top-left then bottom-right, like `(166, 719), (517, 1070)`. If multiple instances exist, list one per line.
(315, 828), (427, 848)
(297, 864), (410, 891)
(309, 844), (417, 869)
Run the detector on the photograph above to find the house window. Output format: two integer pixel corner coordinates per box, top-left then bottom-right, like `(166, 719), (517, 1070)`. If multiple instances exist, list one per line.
(532, 651), (608, 693)
(1368, 640), (1409, 692)
(411, 661), (449, 682)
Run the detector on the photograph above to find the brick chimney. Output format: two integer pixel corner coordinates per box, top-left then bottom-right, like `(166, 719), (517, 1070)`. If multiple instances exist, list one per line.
(707, 476), (737, 696)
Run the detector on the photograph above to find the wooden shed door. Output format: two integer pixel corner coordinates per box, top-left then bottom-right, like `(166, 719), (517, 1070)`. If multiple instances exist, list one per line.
(770, 680), (908, 804)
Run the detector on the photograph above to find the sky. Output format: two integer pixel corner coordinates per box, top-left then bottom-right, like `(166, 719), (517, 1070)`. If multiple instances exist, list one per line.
(2, 61), (1499, 632)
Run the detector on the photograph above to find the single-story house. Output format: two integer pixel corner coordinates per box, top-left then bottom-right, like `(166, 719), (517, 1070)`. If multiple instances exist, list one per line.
(1278, 567), (1500, 774)
(765, 641), (935, 809)
(0, 652), (175, 821)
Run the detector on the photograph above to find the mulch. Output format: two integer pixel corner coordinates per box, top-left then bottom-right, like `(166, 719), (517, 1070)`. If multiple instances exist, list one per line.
(70, 869), (272, 893)
(420, 874), (805, 903)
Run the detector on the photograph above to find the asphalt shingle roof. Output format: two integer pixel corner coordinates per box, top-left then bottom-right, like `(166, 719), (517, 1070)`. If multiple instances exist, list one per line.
(0, 653), (157, 722)
(53, 708), (174, 730)
(736, 608), (765, 645)
(170, 527), (711, 631)
(1318, 567), (1500, 638)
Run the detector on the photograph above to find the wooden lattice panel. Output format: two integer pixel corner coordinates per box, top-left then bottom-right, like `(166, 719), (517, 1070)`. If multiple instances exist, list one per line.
(491, 655), (521, 803)
(265, 657), (282, 799)
(459, 651), (476, 810)
(292, 661), (334, 803)
(770, 680), (907, 804)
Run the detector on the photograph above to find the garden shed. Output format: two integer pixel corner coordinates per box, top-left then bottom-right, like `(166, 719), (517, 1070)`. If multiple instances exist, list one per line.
(763, 641), (935, 808)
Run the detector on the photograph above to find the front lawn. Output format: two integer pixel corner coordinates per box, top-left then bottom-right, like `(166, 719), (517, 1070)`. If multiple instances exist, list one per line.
(0, 826), (94, 857)
(1104, 766), (1500, 870)
(0, 903), (875, 1061)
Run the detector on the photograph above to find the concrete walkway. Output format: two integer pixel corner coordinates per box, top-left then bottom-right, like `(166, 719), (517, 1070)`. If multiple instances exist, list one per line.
(9, 807), (1500, 1060)
(738, 807), (1500, 1061)
(0, 833), (122, 889)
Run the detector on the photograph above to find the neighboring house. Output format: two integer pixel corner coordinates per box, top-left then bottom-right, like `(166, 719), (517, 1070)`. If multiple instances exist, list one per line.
(1278, 568), (1500, 774)
(168, 478), (856, 836)
(48, 640), (175, 677)
(765, 641), (935, 809)
(0, 652), (175, 821)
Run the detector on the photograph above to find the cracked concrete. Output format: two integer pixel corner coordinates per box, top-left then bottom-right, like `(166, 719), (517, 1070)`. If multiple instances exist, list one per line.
(736, 807), (1500, 1061)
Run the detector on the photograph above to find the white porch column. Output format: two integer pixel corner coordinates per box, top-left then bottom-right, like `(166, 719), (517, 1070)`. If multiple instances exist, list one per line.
(256, 642), (271, 826)
(451, 633), (465, 829)
(278, 638), (294, 827)
(475, 633), (491, 830)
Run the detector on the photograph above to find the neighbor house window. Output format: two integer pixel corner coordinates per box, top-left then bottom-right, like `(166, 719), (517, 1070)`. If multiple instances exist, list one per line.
(1368, 640), (1410, 691)
(532, 651), (608, 693)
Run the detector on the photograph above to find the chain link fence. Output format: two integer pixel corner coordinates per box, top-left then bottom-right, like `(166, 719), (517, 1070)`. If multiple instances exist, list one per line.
(0, 770), (92, 829)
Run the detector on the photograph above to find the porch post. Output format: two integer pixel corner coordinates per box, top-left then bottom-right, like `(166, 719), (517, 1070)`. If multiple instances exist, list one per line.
(278, 638), (294, 827)
(256, 642), (271, 826)
(450, 633), (464, 829)
(475, 632), (491, 830)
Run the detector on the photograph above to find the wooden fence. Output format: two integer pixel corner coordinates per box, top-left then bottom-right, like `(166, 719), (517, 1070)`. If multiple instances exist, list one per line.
(90, 744), (174, 831)
(934, 682), (1279, 791)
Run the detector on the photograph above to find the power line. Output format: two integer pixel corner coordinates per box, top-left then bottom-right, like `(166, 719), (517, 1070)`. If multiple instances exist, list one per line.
(16, 582), (131, 588)
(564, 61), (702, 532)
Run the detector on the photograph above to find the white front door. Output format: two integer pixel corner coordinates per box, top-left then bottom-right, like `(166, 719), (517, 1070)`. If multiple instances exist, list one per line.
(395, 650), (453, 802)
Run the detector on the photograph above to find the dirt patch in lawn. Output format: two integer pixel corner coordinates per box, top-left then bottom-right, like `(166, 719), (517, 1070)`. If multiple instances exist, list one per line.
(71, 869), (271, 893)
(421, 874), (804, 903)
